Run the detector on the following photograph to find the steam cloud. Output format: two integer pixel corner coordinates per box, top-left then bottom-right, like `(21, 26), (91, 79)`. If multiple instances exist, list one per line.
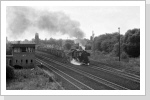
(6, 6), (85, 40)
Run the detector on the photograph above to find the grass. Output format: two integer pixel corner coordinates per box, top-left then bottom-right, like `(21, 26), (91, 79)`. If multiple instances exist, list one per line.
(6, 67), (63, 90)
(88, 51), (140, 75)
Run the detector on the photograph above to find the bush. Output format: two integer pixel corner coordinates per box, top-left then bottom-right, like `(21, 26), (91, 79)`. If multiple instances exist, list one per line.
(6, 66), (15, 80)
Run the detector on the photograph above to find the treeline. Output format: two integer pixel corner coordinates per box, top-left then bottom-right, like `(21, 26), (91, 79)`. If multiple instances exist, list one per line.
(40, 38), (89, 50)
(6, 28), (140, 58)
(40, 38), (75, 50)
(91, 28), (140, 58)
(40, 38), (63, 46)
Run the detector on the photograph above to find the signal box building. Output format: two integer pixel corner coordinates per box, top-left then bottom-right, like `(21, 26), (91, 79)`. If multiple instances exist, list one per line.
(12, 43), (36, 68)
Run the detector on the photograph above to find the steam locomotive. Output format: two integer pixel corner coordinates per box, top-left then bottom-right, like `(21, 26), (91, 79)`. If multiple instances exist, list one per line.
(70, 48), (90, 65)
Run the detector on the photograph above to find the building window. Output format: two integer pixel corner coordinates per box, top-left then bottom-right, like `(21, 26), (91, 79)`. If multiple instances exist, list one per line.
(22, 47), (26, 52)
(30, 48), (32, 52)
(21, 60), (23, 64)
(14, 48), (20, 53)
(26, 47), (30, 52)
(26, 60), (28, 64)
(9, 60), (12, 65)
(16, 60), (18, 63)
(31, 60), (33, 63)
(14, 48), (18, 52)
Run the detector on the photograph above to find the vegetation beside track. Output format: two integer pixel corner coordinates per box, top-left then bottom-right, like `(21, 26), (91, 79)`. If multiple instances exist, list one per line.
(6, 66), (63, 90)
(89, 51), (140, 75)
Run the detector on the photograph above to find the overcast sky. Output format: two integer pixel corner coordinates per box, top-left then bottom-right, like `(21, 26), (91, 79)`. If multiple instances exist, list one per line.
(6, 6), (140, 41)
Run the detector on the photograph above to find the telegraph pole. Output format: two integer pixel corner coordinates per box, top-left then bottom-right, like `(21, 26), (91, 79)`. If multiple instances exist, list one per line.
(92, 31), (95, 54)
(118, 27), (120, 61)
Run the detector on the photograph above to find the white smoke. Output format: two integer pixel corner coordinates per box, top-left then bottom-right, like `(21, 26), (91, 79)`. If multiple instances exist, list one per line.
(79, 43), (85, 50)
(70, 59), (81, 65)
(74, 39), (86, 50)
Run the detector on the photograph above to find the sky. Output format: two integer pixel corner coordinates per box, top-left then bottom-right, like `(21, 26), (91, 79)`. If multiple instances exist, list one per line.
(6, 6), (140, 41)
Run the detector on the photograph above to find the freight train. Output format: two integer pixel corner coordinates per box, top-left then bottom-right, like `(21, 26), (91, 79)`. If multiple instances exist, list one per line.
(37, 44), (90, 65)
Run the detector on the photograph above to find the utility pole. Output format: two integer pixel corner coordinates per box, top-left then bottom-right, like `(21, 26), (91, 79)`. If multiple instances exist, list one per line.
(118, 27), (120, 61)
(92, 31), (95, 54)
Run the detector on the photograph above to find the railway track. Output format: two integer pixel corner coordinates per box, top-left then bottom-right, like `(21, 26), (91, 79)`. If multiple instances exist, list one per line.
(86, 63), (140, 83)
(36, 51), (140, 83)
(90, 59), (140, 76)
(36, 54), (130, 90)
(36, 59), (93, 90)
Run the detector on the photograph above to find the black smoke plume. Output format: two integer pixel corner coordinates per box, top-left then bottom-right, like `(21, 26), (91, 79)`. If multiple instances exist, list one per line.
(7, 6), (85, 40)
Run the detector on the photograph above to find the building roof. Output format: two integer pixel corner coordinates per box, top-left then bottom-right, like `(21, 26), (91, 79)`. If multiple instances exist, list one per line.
(12, 44), (36, 48)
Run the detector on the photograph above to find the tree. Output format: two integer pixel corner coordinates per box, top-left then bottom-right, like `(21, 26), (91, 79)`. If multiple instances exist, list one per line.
(101, 40), (111, 53)
(123, 28), (140, 57)
(93, 32), (120, 53)
(85, 44), (92, 50)
(112, 42), (124, 56)
(112, 43), (119, 56)
(63, 39), (74, 50)
(64, 43), (72, 50)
